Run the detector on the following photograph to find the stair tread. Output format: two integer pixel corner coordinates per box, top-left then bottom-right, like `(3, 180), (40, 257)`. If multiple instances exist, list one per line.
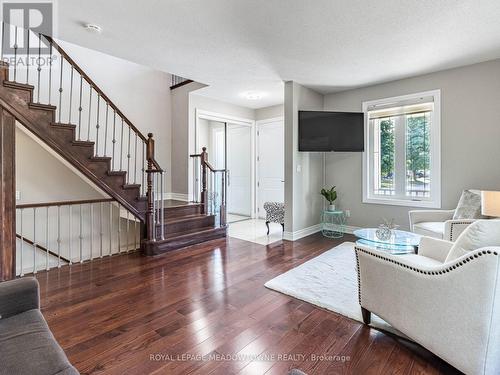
(123, 184), (141, 189)
(3, 80), (35, 90)
(157, 213), (212, 225)
(72, 140), (94, 147)
(164, 225), (223, 239)
(50, 122), (76, 129)
(29, 102), (57, 110)
(108, 171), (127, 176)
(90, 156), (112, 161)
(164, 202), (202, 209)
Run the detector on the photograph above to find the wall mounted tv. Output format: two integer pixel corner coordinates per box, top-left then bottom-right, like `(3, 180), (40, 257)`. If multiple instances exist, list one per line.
(298, 110), (364, 152)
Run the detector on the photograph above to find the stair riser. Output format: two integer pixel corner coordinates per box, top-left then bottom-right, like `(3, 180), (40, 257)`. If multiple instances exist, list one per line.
(164, 204), (202, 218)
(157, 215), (215, 237)
(49, 127), (75, 144)
(142, 227), (226, 255)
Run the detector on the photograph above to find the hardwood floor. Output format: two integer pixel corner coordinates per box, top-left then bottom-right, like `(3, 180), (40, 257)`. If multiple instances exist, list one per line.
(35, 233), (461, 375)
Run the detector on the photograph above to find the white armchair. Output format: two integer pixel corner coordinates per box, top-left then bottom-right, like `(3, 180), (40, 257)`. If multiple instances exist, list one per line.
(409, 209), (475, 242)
(355, 220), (500, 375)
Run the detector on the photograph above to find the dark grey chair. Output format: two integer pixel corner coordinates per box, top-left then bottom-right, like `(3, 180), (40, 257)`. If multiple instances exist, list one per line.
(0, 277), (79, 375)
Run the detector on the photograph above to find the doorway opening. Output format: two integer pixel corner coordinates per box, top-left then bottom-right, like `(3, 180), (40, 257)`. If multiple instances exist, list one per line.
(195, 111), (254, 224)
(193, 110), (285, 245)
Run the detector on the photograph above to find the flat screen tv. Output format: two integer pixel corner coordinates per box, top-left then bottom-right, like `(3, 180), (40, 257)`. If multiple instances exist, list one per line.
(298, 110), (364, 152)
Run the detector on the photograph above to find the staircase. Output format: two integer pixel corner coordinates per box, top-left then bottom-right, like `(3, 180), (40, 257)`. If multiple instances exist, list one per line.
(1, 27), (226, 259)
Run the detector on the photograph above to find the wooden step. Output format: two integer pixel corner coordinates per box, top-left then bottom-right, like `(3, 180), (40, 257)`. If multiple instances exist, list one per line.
(164, 203), (203, 218)
(3, 80), (34, 92)
(142, 226), (226, 255)
(72, 140), (94, 148)
(28, 102), (57, 111)
(108, 171), (126, 176)
(51, 122), (76, 130)
(157, 214), (215, 237)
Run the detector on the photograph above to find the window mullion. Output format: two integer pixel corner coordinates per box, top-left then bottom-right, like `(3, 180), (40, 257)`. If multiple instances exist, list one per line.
(394, 115), (406, 198)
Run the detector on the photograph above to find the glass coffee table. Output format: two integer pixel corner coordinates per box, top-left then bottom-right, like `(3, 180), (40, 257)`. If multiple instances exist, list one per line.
(353, 228), (421, 254)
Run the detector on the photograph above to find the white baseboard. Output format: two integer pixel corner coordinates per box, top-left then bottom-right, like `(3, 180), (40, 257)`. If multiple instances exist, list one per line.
(283, 224), (361, 241)
(283, 224), (322, 241)
(165, 193), (189, 201)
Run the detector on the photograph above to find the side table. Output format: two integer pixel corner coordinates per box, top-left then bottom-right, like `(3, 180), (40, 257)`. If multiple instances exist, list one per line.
(321, 210), (346, 238)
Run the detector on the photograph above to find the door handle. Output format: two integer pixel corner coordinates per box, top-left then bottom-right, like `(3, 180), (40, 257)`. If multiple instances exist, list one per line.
(227, 170), (230, 186)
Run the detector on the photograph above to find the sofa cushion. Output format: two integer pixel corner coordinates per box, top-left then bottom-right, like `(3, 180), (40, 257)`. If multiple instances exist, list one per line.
(453, 190), (484, 220)
(0, 309), (78, 375)
(413, 222), (445, 239)
(446, 219), (500, 262)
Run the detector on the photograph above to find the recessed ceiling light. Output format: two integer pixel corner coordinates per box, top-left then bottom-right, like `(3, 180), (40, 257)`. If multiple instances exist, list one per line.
(84, 24), (102, 33)
(242, 91), (264, 100)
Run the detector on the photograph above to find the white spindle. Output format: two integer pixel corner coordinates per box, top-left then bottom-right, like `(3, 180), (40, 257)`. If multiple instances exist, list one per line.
(118, 204), (121, 253)
(46, 207), (49, 270)
(90, 203), (94, 260)
(99, 202), (103, 258)
(109, 202), (113, 255)
(20, 208), (24, 276)
(68, 205), (72, 264)
(57, 205), (61, 268)
(79, 204), (83, 262)
(161, 172), (165, 240)
(33, 207), (37, 274)
(126, 211), (130, 252)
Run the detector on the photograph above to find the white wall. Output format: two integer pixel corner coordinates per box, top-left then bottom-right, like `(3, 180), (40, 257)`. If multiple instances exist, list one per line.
(57, 40), (172, 192)
(256, 104), (283, 121)
(323, 59), (500, 229)
(16, 124), (105, 204)
(283, 82), (324, 238)
(170, 82), (206, 196)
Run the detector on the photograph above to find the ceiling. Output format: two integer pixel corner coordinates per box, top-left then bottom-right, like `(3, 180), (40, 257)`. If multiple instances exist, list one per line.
(57, 0), (500, 109)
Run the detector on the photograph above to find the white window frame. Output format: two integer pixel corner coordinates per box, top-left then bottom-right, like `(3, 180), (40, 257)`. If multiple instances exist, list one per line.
(362, 90), (441, 208)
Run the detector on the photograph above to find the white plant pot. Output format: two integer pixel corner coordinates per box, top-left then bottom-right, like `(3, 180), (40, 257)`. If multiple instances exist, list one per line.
(328, 204), (336, 212)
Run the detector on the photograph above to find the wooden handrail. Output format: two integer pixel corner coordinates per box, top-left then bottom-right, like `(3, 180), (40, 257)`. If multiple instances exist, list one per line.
(44, 35), (148, 142)
(204, 160), (226, 173)
(16, 198), (114, 209)
(15, 234), (71, 264)
(189, 150), (226, 172)
(170, 80), (193, 90)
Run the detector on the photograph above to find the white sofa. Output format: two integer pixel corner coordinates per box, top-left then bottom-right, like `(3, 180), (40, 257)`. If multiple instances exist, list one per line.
(355, 220), (500, 375)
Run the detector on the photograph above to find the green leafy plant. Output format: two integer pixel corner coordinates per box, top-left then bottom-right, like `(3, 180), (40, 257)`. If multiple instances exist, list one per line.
(320, 186), (337, 204)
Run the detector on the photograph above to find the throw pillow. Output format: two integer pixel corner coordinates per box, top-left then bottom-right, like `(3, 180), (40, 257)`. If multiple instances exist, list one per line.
(453, 190), (484, 220)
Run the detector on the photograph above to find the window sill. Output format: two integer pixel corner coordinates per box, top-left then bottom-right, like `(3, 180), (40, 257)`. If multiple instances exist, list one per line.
(363, 197), (441, 208)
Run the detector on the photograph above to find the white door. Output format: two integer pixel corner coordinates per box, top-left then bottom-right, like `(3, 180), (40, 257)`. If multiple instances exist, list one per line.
(227, 124), (252, 216)
(257, 120), (284, 219)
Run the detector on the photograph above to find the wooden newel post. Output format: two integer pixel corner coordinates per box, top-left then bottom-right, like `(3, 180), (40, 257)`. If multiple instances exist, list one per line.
(200, 147), (208, 214)
(0, 108), (15, 281)
(145, 133), (155, 241)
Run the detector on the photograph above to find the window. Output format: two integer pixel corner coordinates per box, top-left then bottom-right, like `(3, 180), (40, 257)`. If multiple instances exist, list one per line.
(363, 90), (441, 208)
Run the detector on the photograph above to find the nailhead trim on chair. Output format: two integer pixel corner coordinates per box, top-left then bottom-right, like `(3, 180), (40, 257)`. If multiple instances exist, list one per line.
(355, 251), (362, 305)
(449, 221), (474, 241)
(355, 247), (499, 305)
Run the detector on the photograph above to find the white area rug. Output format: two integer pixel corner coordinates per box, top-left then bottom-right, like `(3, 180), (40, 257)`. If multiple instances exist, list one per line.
(265, 242), (403, 337)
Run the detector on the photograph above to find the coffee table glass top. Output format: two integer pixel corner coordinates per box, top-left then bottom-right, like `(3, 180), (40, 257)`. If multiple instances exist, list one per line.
(353, 228), (421, 254)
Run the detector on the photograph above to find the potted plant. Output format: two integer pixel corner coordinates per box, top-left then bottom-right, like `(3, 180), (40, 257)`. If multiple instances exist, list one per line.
(321, 186), (338, 211)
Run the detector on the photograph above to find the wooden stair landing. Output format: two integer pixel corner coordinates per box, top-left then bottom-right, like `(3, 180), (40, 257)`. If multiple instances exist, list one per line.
(145, 200), (226, 255)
